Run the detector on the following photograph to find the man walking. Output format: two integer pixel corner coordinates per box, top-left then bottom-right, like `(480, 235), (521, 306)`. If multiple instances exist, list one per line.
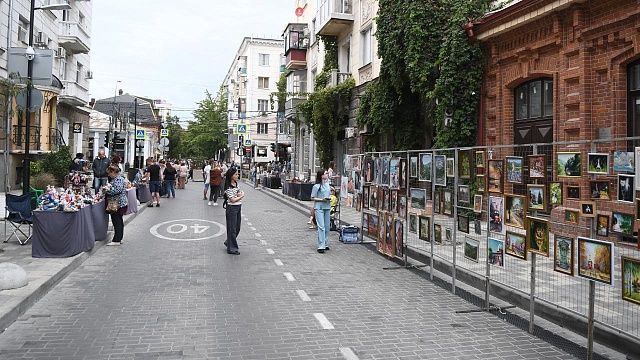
(144, 158), (162, 207)
(92, 147), (110, 193)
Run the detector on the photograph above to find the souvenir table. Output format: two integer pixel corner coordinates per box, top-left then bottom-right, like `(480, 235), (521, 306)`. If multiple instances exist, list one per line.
(88, 200), (109, 241)
(137, 184), (152, 203)
(124, 188), (138, 215)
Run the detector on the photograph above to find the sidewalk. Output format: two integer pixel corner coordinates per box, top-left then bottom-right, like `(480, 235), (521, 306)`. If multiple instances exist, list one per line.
(0, 195), (146, 331)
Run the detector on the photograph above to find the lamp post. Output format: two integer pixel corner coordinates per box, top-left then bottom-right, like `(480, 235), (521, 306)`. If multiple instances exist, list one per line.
(22, 1), (71, 195)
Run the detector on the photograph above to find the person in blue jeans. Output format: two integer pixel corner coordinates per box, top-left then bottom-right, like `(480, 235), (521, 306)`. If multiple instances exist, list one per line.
(311, 170), (331, 253)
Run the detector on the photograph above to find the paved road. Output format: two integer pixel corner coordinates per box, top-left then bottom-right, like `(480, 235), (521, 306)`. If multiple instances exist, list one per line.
(0, 182), (586, 359)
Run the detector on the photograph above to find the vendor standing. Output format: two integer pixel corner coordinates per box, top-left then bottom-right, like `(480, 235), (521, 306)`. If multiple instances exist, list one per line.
(105, 165), (128, 246)
(92, 148), (110, 193)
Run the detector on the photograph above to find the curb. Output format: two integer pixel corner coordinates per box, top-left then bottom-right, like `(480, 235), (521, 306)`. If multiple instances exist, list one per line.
(0, 203), (147, 332)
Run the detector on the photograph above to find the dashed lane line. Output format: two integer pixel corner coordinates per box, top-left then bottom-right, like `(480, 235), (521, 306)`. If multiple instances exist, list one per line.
(274, 259), (283, 266)
(313, 313), (334, 330)
(339, 347), (359, 360)
(266, 249), (275, 255)
(283, 272), (296, 281)
(296, 290), (311, 302)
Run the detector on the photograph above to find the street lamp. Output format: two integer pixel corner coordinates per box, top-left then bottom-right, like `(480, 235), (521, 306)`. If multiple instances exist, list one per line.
(22, 1), (72, 195)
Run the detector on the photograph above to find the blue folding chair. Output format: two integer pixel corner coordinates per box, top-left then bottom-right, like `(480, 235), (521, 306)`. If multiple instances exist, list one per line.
(4, 194), (33, 245)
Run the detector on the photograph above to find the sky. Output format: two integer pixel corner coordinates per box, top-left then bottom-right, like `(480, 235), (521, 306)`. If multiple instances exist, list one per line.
(89, 0), (295, 122)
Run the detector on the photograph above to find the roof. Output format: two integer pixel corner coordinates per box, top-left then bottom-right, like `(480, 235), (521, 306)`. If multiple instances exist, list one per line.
(93, 93), (159, 125)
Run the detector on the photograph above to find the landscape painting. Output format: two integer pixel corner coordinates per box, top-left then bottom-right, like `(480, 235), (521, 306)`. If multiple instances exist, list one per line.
(505, 231), (526, 260)
(505, 195), (526, 229)
(505, 156), (523, 183)
(488, 160), (504, 193)
(464, 237), (479, 262)
(419, 153), (433, 181)
(578, 237), (614, 285)
(622, 257), (640, 304)
(488, 238), (505, 268)
(434, 155), (447, 186)
(614, 151), (634, 173)
(557, 152), (582, 177)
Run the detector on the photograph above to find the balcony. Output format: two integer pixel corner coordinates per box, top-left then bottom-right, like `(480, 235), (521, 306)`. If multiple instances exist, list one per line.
(286, 50), (307, 71)
(9, 125), (60, 153)
(59, 80), (90, 106)
(284, 23), (309, 70)
(329, 70), (350, 87)
(58, 22), (90, 54)
(317, 0), (354, 37)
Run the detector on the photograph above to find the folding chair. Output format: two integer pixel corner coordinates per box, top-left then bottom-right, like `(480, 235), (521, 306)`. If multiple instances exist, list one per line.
(4, 194), (33, 245)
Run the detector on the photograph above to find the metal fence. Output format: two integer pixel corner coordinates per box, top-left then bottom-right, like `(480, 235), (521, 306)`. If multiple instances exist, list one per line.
(344, 137), (640, 359)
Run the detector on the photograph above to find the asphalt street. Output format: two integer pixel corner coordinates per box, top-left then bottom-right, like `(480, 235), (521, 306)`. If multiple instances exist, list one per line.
(0, 181), (586, 359)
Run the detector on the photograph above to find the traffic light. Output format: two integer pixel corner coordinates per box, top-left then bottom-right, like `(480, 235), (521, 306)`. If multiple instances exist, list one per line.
(104, 132), (111, 147)
(270, 143), (276, 153)
(113, 132), (125, 144)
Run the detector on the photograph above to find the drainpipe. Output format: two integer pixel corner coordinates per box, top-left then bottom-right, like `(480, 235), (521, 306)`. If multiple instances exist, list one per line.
(3, 0), (14, 193)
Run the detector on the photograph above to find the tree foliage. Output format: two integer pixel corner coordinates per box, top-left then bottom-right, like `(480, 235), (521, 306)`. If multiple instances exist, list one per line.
(181, 89), (228, 159)
(164, 115), (184, 159)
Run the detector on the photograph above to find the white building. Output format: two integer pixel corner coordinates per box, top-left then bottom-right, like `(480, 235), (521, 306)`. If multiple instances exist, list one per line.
(223, 37), (291, 168)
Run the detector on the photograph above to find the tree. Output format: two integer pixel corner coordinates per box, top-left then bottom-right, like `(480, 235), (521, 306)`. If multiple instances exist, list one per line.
(182, 88), (228, 159)
(164, 115), (184, 159)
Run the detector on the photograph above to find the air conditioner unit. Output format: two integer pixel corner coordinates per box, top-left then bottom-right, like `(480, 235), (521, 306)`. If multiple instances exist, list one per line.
(17, 26), (27, 43)
(55, 47), (66, 58)
(35, 31), (48, 45)
(85, 70), (93, 79)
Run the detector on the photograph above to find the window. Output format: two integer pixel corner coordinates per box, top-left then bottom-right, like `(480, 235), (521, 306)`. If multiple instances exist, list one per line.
(258, 77), (269, 89)
(628, 61), (640, 141)
(78, 12), (85, 26)
(59, 58), (67, 80)
(258, 99), (269, 113)
(361, 27), (372, 66)
(76, 62), (83, 83)
(62, 9), (70, 21)
(257, 123), (269, 134)
(238, 98), (246, 118)
(259, 53), (270, 66)
(18, 18), (28, 43)
(514, 79), (553, 122)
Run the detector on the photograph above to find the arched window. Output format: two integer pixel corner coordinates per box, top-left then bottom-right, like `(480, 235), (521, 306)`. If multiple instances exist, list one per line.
(628, 60), (640, 139)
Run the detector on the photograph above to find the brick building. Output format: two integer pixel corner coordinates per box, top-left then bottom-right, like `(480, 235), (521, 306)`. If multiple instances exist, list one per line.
(471, 0), (640, 238)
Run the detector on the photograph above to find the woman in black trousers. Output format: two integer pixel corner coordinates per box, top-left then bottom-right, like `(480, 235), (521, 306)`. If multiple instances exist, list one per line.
(223, 167), (244, 255)
(105, 165), (128, 246)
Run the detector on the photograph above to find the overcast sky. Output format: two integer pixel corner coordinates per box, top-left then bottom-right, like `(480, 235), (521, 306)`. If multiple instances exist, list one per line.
(90, 0), (294, 122)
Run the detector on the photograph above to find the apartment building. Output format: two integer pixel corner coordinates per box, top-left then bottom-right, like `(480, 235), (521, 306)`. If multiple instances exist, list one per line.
(283, 0), (381, 179)
(223, 36), (291, 167)
(0, 0), (93, 189)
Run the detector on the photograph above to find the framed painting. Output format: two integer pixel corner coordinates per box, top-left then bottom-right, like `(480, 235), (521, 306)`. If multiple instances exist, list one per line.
(588, 153), (609, 175)
(473, 194), (483, 214)
(390, 190), (398, 215)
(395, 220), (404, 257)
(370, 186), (379, 210)
(618, 174), (635, 203)
(434, 223), (442, 244)
(368, 214), (379, 239)
(589, 180), (611, 200)
(475, 150), (485, 168)
(580, 201), (596, 218)
(374, 157), (382, 185)
(577, 237), (614, 285)
(458, 214), (469, 234)
(408, 214), (417, 234)
(384, 212), (396, 257)
(488, 195), (505, 235)
(474, 219), (482, 235)
(398, 195), (407, 219)
(557, 152), (582, 177)
(458, 150), (472, 179)
(612, 211), (634, 236)
(565, 209), (579, 225)
(446, 158), (455, 178)
(389, 158), (400, 189)
(476, 174), (486, 193)
(622, 257), (640, 304)
(363, 156), (375, 183)
(527, 184), (546, 211)
(464, 236), (480, 262)
(637, 198), (640, 220)
(550, 182), (563, 207)
(458, 185), (471, 205)
(410, 188), (426, 210)
(596, 214), (609, 237)
(505, 194), (526, 229)
(362, 186), (370, 209)
(434, 155), (447, 186)
(567, 186), (581, 200)
(419, 153), (433, 181)
(418, 216), (430, 242)
(434, 190), (442, 214)
(505, 231), (527, 260)
(410, 155), (419, 179)
(399, 158), (407, 189)
(488, 238), (505, 268)
(505, 156), (523, 183)
(527, 216), (550, 257)
(381, 188), (389, 211)
(487, 160), (504, 193)
(445, 227), (452, 243)
(381, 156), (391, 187)
(443, 191), (453, 216)
(554, 236), (574, 275)
(362, 213), (369, 233)
(528, 154), (546, 179)
(614, 151), (634, 173)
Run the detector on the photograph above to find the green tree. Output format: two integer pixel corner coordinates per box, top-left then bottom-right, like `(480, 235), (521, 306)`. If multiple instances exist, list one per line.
(164, 115), (184, 159)
(182, 89), (228, 159)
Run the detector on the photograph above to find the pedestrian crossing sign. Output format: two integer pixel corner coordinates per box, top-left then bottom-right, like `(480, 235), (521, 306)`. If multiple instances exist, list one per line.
(244, 139), (252, 146)
(236, 124), (248, 134)
(135, 129), (146, 140)
(160, 129), (169, 137)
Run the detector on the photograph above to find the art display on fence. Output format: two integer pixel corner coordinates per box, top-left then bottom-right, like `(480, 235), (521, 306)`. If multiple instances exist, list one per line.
(381, 156), (391, 186)
(528, 155), (546, 179)
(409, 214), (417, 233)
(363, 156), (375, 183)
(505, 194), (526, 229)
(395, 219), (404, 257)
(505, 156), (523, 183)
(434, 223), (442, 244)
(618, 174), (635, 203)
(476, 174), (485, 193)
(389, 158), (400, 189)
(554, 236), (574, 275)
(443, 191), (453, 216)
(434, 155), (447, 186)
(445, 227), (452, 243)
(464, 237), (479, 262)
(505, 231), (526, 260)
(363, 213), (369, 233)
(580, 201), (595, 217)
(487, 160), (503, 193)
(459, 151), (471, 179)
(399, 158), (407, 189)
(588, 153), (609, 175)
(352, 170), (362, 193)
(590, 180), (610, 200)
(614, 151), (634, 173)
(567, 186), (580, 199)
(611, 211), (634, 236)
(527, 184), (546, 211)
(550, 182), (562, 207)
(381, 188), (389, 211)
(446, 158), (455, 178)
(374, 157), (382, 185)
(488, 238), (505, 268)
(384, 212), (396, 257)
(473, 194), (483, 213)
(434, 190), (441, 214)
(369, 186), (378, 210)
(368, 214), (379, 239)
(565, 209), (579, 225)
(410, 156), (419, 179)
(557, 152), (582, 177)
(458, 215), (469, 234)
(622, 257), (640, 304)
(488, 195), (505, 234)
(458, 185), (470, 205)
(398, 195), (407, 219)
(577, 237), (614, 285)
(419, 153), (433, 181)
(419, 216), (430, 242)
(363, 186), (370, 209)
(410, 188), (426, 210)
(596, 215), (609, 237)
(475, 151), (485, 168)
(474, 219), (482, 235)
(390, 190), (398, 215)
(527, 216), (549, 257)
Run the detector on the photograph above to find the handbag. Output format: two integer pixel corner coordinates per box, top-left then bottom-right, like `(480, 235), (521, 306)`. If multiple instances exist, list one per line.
(106, 197), (120, 214)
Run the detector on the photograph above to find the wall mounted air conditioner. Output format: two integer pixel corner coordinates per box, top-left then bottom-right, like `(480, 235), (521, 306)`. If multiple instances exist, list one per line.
(55, 47), (66, 58)
(85, 70), (93, 79)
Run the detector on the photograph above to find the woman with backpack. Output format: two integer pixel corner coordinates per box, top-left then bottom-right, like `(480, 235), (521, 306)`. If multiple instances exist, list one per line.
(311, 170), (331, 253)
(223, 167), (244, 255)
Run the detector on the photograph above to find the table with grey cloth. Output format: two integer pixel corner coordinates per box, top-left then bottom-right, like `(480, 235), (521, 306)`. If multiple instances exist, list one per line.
(124, 188), (138, 215)
(137, 184), (152, 203)
(88, 200), (109, 241)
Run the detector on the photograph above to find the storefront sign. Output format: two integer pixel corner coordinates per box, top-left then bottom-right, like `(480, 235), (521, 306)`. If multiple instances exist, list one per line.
(72, 122), (82, 133)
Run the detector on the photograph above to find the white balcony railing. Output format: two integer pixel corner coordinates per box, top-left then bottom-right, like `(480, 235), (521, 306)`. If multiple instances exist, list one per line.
(58, 21), (91, 53)
(317, 0), (354, 35)
(60, 80), (90, 105)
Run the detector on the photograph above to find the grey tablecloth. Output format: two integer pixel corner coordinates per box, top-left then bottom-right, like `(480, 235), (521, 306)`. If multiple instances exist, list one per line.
(137, 184), (152, 203)
(32, 205), (96, 258)
(125, 188), (138, 215)
(89, 200), (109, 241)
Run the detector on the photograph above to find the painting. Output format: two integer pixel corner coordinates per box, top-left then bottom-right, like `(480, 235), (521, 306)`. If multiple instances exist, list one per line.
(488, 238), (505, 268)
(419, 216), (430, 242)
(370, 186), (378, 210)
(434, 190), (441, 214)
(487, 160), (503, 193)
(458, 214), (469, 234)
(527, 184), (546, 211)
(527, 217), (550, 257)
(443, 191), (453, 216)
(419, 153), (433, 181)
(474, 219), (482, 235)
(622, 257), (640, 304)
(505, 194), (526, 229)
(567, 186), (580, 200)
(588, 153), (609, 175)
(596, 215), (609, 237)
(395, 219), (404, 257)
(459, 150), (472, 179)
(410, 188), (426, 210)
(505, 156), (523, 183)
(578, 237), (614, 285)
(505, 231), (527, 260)
(434, 155), (447, 186)
(475, 151), (485, 168)
(389, 158), (400, 189)
(473, 194), (483, 213)
(476, 174), (485, 193)
(550, 182), (563, 207)
(374, 157), (382, 185)
(458, 185), (471, 205)
(554, 236), (574, 275)
(637, 198), (640, 220)
(488, 195), (505, 234)
(590, 181), (611, 200)
(368, 214), (379, 239)
(464, 237), (480, 262)
(399, 158), (407, 189)
(409, 214), (417, 234)
(557, 152), (582, 177)
(528, 154), (546, 179)
(614, 151), (634, 173)
(446, 158), (455, 178)
(355, 193), (362, 212)
(384, 212), (396, 257)
(434, 223), (442, 244)
(612, 211), (634, 236)
(381, 188), (389, 211)
(390, 190), (398, 215)
(363, 186), (370, 209)
(445, 227), (452, 243)
(363, 156), (375, 183)
(580, 201), (596, 217)
(618, 174), (635, 203)
(398, 195), (407, 219)
(362, 213), (370, 233)
(410, 155), (419, 179)
(565, 209), (579, 225)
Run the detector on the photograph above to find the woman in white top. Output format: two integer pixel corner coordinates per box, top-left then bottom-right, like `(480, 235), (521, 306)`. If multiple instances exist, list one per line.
(223, 167), (244, 255)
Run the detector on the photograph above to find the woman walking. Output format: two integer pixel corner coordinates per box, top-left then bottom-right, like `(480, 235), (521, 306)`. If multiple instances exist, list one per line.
(223, 167), (244, 255)
(104, 165), (128, 246)
(178, 161), (188, 189)
(163, 161), (177, 198)
(208, 162), (224, 206)
(311, 170), (331, 253)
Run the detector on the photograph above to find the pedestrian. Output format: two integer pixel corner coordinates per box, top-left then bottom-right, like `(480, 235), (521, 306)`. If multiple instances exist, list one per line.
(178, 161), (188, 189)
(69, 153), (86, 172)
(158, 159), (167, 198)
(223, 167), (244, 255)
(104, 165), (128, 246)
(203, 160), (212, 200)
(311, 170), (331, 253)
(163, 161), (177, 198)
(144, 158), (162, 207)
(92, 147), (110, 193)
(209, 162), (224, 206)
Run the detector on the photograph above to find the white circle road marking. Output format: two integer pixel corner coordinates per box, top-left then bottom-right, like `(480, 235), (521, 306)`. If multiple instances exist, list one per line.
(149, 219), (225, 241)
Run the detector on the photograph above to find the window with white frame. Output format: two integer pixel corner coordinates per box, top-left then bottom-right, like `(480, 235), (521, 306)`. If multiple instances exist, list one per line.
(361, 27), (373, 66)
(259, 53), (270, 66)
(258, 99), (269, 113)
(62, 9), (70, 21)
(79, 12), (85, 26)
(258, 77), (269, 89)
(18, 18), (28, 44)
(257, 123), (269, 134)
(76, 62), (83, 83)
(59, 58), (67, 80)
